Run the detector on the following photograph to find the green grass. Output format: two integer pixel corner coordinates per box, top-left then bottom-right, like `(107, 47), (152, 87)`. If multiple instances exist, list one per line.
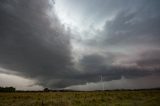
(0, 90), (160, 106)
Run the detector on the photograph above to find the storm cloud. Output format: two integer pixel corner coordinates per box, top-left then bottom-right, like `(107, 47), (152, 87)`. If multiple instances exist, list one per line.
(0, 0), (73, 88)
(0, 0), (160, 90)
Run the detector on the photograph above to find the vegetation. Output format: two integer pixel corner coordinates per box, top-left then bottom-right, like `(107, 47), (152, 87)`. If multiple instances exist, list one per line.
(0, 90), (160, 106)
(0, 87), (16, 92)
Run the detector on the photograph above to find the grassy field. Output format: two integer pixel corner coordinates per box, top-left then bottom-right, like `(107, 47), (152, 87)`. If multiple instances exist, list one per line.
(0, 90), (160, 106)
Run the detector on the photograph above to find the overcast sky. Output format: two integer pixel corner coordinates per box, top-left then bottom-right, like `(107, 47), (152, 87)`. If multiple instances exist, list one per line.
(0, 0), (160, 90)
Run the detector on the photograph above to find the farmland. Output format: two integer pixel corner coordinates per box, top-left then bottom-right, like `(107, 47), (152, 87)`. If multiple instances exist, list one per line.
(0, 90), (160, 106)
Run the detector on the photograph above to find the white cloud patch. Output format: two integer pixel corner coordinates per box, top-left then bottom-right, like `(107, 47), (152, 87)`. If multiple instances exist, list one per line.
(0, 73), (43, 90)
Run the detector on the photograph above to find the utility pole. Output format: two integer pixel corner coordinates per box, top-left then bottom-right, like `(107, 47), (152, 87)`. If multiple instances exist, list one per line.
(101, 75), (104, 91)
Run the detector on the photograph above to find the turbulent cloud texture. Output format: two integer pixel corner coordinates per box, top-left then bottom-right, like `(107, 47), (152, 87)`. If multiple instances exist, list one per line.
(0, 0), (160, 89)
(0, 0), (73, 88)
(82, 0), (160, 70)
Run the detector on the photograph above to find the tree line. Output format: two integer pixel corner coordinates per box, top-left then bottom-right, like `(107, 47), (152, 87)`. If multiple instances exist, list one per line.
(0, 87), (16, 92)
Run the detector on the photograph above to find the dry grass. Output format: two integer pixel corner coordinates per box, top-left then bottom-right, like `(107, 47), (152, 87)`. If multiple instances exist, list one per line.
(0, 90), (160, 106)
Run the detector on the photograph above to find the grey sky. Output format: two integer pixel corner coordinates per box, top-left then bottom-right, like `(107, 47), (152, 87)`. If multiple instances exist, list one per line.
(0, 0), (160, 90)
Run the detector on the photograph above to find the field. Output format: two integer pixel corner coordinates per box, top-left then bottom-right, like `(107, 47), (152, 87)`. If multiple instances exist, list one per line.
(0, 90), (160, 106)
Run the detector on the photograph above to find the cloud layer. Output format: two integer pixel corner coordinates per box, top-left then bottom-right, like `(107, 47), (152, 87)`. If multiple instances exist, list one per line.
(0, 0), (73, 88)
(0, 0), (160, 89)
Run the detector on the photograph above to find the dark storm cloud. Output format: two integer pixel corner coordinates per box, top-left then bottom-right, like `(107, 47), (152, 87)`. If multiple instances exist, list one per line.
(98, 1), (160, 47)
(103, 1), (160, 69)
(45, 0), (160, 88)
(83, 0), (160, 72)
(54, 53), (158, 89)
(0, 0), (74, 88)
(56, 52), (159, 88)
(66, 50), (160, 89)
(0, 0), (160, 89)
(79, 0), (160, 48)
(79, 54), (155, 80)
(135, 50), (160, 68)
(71, 0), (160, 87)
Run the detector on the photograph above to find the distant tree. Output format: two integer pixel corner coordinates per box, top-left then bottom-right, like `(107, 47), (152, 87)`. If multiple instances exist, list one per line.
(44, 88), (49, 92)
(0, 87), (16, 92)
